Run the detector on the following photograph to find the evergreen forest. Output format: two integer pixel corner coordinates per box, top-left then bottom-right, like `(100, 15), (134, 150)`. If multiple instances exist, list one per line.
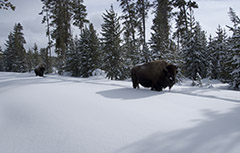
(0, 0), (239, 90)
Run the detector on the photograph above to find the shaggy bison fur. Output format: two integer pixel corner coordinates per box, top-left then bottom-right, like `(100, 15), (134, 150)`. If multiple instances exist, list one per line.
(131, 60), (177, 91)
(34, 63), (45, 77)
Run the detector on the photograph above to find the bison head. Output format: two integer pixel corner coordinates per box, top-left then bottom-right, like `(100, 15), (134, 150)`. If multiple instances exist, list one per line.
(163, 64), (178, 89)
(35, 63), (46, 77)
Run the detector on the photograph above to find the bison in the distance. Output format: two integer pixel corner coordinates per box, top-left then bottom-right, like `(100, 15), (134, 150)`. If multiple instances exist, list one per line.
(131, 60), (177, 91)
(34, 63), (45, 77)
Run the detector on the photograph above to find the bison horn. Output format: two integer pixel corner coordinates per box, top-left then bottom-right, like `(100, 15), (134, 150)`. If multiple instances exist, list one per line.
(163, 67), (168, 73)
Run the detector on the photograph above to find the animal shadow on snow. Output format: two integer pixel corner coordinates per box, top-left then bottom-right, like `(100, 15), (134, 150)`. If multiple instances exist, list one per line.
(115, 106), (240, 153)
(97, 88), (165, 100)
(171, 87), (240, 103)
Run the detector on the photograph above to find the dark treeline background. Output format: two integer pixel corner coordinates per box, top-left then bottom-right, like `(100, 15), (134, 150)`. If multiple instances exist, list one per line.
(0, 0), (239, 89)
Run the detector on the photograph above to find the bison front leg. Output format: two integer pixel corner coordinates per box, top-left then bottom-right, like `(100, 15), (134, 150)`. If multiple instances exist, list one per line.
(155, 86), (162, 91)
(152, 82), (162, 91)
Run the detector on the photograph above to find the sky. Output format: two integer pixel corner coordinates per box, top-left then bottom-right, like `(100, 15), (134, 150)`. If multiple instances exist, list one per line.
(0, 0), (240, 50)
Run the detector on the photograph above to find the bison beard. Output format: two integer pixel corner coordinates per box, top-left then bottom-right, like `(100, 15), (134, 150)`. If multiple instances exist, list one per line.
(34, 63), (45, 77)
(131, 60), (177, 91)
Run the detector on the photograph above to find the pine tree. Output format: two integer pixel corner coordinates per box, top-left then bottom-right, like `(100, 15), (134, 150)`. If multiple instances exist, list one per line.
(32, 43), (40, 67)
(26, 48), (34, 72)
(206, 35), (215, 79)
(54, 0), (72, 73)
(136, 0), (152, 62)
(65, 36), (81, 76)
(150, 0), (173, 61)
(78, 27), (92, 77)
(39, 0), (53, 72)
(71, 0), (89, 32)
(3, 32), (15, 72)
(117, 0), (139, 66)
(173, 0), (199, 80)
(88, 23), (101, 71)
(227, 8), (240, 89)
(40, 0), (73, 74)
(78, 24), (100, 77)
(101, 5), (126, 80)
(0, 47), (4, 71)
(172, 0), (198, 50)
(40, 0), (89, 74)
(4, 23), (27, 73)
(13, 23), (27, 72)
(65, 23), (100, 77)
(0, 0), (15, 10)
(211, 26), (229, 80)
(182, 22), (207, 80)
(40, 48), (52, 74)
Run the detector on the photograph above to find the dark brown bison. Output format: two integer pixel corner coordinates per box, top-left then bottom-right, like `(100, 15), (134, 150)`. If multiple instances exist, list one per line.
(131, 60), (177, 91)
(34, 63), (45, 77)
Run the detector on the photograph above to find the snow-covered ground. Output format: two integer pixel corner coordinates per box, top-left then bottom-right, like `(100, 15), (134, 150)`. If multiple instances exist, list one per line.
(0, 72), (240, 153)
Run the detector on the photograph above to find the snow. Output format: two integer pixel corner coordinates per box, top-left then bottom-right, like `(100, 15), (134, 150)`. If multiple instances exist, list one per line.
(0, 72), (240, 153)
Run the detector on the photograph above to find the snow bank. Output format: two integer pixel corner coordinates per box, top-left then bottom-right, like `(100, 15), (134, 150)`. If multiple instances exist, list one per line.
(92, 68), (106, 77)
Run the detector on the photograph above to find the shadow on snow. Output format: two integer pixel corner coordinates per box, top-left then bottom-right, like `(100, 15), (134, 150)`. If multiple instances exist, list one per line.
(96, 88), (164, 100)
(115, 106), (240, 153)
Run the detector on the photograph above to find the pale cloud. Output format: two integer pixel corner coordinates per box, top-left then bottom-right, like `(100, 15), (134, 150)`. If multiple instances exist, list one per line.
(85, 0), (121, 36)
(0, 0), (44, 49)
(195, 0), (240, 37)
(88, 12), (104, 34)
(23, 17), (45, 34)
(22, 18), (47, 50)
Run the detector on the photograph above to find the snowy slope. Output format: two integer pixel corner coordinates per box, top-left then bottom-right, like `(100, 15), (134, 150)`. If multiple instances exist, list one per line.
(0, 72), (240, 153)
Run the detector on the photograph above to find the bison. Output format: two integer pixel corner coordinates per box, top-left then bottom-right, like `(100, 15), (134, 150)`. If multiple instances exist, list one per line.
(34, 63), (45, 77)
(131, 60), (177, 91)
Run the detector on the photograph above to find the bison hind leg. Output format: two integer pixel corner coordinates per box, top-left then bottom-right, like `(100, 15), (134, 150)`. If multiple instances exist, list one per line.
(133, 82), (139, 89)
(131, 73), (139, 89)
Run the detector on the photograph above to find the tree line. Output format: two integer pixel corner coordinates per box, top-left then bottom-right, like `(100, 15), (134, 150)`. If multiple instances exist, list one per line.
(0, 0), (239, 89)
